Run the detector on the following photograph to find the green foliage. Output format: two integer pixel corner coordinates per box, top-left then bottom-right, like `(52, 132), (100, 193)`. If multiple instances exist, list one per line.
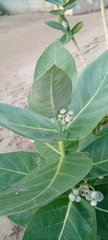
(0, 40), (108, 240)
(44, 0), (83, 45)
(0, 4), (6, 15)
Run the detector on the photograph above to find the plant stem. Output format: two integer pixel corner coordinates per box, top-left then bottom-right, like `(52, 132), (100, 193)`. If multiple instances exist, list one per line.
(59, 140), (65, 156)
(72, 36), (87, 67)
(100, 0), (108, 49)
(56, 4), (86, 67)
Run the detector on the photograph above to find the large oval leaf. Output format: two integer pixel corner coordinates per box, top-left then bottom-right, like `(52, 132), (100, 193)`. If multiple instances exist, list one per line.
(22, 195), (96, 240)
(67, 50), (108, 141)
(9, 208), (36, 228)
(34, 39), (77, 94)
(83, 133), (108, 179)
(0, 152), (42, 193)
(28, 65), (72, 118)
(0, 152), (92, 216)
(0, 103), (67, 142)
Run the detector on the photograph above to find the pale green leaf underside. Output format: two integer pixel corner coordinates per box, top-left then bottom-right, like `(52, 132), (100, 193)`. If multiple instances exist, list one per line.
(0, 152), (92, 216)
(34, 140), (78, 159)
(8, 208), (36, 228)
(67, 50), (108, 140)
(83, 133), (108, 179)
(34, 141), (60, 159)
(0, 103), (67, 142)
(28, 65), (72, 118)
(23, 196), (96, 240)
(34, 39), (77, 93)
(0, 152), (42, 193)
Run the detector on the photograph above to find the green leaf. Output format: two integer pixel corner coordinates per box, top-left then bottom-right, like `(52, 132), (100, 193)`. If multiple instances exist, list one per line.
(100, 124), (108, 135)
(59, 14), (69, 30)
(9, 208), (36, 228)
(45, 0), (63, 6)
(96, 209), (108, 240)
(79, 134), (95, 152)
(28, 65), (72, 118)
(63, 0), (76, 10)
(50, 9), (64, 15)
(0, 103), (67, 142)
(67, 50), (108, 141)
(83, 133), (108, 179)
(34, 39), (77, 94)
(59, 30), (72, 45)
(44, 20), (66, 32)
(72, 21), (83, 35)
(22, 195), (96, 240)
(34, 139), (78, 160)
(0, 152), (42, 193)
(0, 152), (92, 216)
(65, 140), (78, 153)
(34, 141), (60, 159)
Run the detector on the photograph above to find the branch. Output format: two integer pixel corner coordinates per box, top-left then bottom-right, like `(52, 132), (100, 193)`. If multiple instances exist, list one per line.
(72, 37), (87, 67)
(100, 0), (108, 49)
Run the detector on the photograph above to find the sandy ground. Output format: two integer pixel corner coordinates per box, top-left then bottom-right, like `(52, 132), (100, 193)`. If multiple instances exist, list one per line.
(0, 10), (108, 239)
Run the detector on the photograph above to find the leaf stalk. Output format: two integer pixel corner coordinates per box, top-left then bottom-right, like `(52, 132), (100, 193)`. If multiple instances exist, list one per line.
(59, 140), (65, 156)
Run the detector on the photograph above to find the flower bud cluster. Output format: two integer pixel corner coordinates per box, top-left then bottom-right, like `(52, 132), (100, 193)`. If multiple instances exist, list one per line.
(58, 108), (74, 125)
(68, 185), (104, 207)
(69, 189), (81, 203)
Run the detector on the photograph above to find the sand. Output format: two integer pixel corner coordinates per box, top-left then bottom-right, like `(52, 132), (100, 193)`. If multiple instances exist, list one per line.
(0, 10), (108, 239)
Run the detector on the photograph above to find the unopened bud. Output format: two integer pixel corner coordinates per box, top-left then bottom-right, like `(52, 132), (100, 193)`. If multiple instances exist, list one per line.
(69, 110), (74, 116)
(65, 115), (73, 123)
(60, 108), (67, 114)
(73, 189), (79, 196)
(69, 193), (76, 202)
(90, 200), (97, 206)
(75, 196), (81, 202)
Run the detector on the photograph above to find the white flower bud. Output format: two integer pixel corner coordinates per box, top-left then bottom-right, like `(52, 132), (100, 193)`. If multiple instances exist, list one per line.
(75, 196), (81, 202)
(58, 114), (62, 119)
(31, 140), (35, 142)
(91, 191), (98, 199)
(65, 115), (73, 123)
(60, 108), (67, 114)
(90, 200), (97, 206)
(73, 189), (79, 196)
(69, 110), (74, 116)
(99, 176), (104, 179)
(95, 191), (104, 202)
(69, 193), (76, 202)
(61, 119), (66, 125)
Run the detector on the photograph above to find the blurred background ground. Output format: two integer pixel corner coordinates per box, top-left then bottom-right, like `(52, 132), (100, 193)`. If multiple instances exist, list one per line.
(0, 10), (107, 239)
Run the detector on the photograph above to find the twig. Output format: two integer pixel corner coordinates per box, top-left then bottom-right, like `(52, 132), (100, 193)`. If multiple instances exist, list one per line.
(100, 0), (108, 49)
(56, 4), (86, 67)
(72, 37), (87, 67)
